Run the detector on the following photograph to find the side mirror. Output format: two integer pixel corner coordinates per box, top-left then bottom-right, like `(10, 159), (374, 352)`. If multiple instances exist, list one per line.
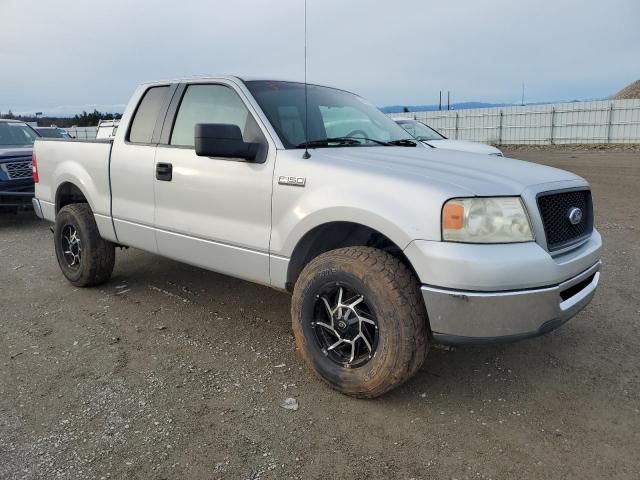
(195, 123), (259, 161)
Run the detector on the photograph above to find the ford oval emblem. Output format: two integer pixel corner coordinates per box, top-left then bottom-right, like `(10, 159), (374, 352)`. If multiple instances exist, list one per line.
(568, 207), (583, 225)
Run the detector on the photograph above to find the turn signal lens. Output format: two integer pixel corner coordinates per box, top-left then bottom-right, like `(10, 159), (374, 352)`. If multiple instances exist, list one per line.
(443, 202), (464, 230)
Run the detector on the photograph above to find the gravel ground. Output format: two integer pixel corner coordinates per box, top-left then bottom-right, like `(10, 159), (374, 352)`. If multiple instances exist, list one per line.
(500, 144), (640, 153)
(1, 150), (639, 479)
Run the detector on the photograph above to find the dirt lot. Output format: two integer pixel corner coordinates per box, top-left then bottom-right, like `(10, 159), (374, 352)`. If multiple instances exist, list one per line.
(1, 149), (639, 480)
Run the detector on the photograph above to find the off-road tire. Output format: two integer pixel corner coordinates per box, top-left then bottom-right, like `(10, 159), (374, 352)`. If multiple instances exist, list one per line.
(54, 203), (115, 287)
(291, 247), (429, 398)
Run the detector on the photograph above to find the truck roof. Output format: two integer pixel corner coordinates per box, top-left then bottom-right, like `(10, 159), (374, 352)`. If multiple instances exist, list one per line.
(137, 75), (351, 94)
(138, 74), (246, 86)
(139, 75), (312, 85)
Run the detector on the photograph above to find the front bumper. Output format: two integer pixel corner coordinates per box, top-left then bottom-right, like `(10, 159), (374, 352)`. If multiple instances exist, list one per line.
(405, 231), (602, 344)
(0, 186), (34, 207)
(422, 261), (600, 344)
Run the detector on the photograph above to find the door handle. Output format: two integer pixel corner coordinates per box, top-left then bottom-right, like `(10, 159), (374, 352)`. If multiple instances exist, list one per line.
(156, 163), (172, 181)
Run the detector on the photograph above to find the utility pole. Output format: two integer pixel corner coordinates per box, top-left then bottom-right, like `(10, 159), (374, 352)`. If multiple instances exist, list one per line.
(439, 90), (442, 111)
(447, 91), (450, 111)
(521, 83), (525, 106)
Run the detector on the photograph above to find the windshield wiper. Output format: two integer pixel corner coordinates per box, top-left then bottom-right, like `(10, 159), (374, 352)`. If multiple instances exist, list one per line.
(295, 136), (391, 148)
(295, 137), (359, 148)
(387, 139), (418, 147)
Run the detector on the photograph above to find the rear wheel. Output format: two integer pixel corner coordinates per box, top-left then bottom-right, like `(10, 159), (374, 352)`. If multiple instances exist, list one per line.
(291, 247), (429, 398)
(54, 203), (115, 287)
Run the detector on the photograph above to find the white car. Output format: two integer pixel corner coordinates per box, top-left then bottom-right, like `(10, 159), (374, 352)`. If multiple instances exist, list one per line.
(395, 118), (503, 156)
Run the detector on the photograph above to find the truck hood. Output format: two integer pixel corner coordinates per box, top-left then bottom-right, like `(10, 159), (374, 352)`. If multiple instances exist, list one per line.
(0, 147), (33, 161)
(423, 139), (502, 155)
(315, 146), (583, 196)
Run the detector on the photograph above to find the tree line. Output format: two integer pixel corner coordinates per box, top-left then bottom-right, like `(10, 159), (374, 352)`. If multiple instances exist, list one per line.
(0, 109), (122, 127)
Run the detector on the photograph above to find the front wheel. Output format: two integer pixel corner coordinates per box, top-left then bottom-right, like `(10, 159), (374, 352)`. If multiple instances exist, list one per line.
(291, 247), (429, 398)
(54, 203), (115, 287)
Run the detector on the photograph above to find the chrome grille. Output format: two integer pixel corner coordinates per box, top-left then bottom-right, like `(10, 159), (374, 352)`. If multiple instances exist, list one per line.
(1, 161), (32, 180)
(537, 189), (593, 251)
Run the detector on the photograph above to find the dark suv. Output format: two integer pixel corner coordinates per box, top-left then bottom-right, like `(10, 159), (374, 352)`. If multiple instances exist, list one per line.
(0, 119), (39, 212)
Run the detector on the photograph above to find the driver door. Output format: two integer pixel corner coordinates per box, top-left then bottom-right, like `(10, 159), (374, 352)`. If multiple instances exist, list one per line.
(153, 81), (275, 285)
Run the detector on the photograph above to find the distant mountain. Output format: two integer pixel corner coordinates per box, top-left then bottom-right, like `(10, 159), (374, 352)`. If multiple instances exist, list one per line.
(380, 98), (610, 114)
(611, 80), (640, 100)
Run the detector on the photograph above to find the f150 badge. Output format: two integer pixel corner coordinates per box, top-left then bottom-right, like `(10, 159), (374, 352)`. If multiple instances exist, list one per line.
(278, 176), (306, 187)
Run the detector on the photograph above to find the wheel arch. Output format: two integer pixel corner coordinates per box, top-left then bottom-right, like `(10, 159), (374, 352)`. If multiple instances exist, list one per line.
(285, 221), (419, 292)
(55, 181), (90, 213)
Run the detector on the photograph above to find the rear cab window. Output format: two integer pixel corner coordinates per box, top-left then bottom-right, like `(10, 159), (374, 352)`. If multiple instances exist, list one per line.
(128, 86), (171, 144)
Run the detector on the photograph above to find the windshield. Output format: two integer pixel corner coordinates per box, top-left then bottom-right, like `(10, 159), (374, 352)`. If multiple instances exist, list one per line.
(245, 81), (414, 148)
(396, 120), (445, 141)
(0, 122), (39, 147)
(36, 128), (67, 138)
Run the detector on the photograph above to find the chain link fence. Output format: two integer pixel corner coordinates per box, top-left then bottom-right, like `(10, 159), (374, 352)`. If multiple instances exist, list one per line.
(390, 99), (640, 145)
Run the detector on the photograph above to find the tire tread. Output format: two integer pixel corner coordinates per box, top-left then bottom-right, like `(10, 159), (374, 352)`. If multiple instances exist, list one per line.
(55, 203), (115, 287)
(292, 246), (429, 398)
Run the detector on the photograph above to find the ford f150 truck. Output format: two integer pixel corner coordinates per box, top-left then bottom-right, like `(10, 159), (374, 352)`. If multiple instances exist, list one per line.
(1, 119), (40, 212)
(32, 76), (602, 397)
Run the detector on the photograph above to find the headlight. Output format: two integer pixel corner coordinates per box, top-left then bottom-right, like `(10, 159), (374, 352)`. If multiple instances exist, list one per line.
(442, 197), (533, 243)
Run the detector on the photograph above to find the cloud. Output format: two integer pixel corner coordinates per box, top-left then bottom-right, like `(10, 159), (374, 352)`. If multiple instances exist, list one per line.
(1, 0), (638, 114)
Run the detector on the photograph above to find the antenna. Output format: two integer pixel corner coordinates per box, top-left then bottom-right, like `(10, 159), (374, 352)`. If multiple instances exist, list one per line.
(302, 0), (311, 159)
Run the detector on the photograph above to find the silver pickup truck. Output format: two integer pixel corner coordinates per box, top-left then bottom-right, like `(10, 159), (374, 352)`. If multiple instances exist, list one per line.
(32, 76), (602, 397)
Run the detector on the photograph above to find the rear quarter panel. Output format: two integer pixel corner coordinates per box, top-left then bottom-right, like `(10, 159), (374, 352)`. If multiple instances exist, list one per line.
(34, 139), (113, 227)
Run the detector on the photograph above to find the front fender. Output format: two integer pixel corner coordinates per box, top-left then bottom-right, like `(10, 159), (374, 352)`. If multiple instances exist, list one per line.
(275, 205), (414, 259)
(270, 175), (444, 258)
(270, 152), (453, 257)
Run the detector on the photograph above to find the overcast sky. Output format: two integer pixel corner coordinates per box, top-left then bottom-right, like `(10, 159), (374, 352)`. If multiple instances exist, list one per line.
(1, 0), (638, 115)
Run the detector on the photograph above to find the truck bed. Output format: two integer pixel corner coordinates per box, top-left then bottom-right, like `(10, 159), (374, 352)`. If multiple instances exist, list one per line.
(34, 138), (114, 227)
